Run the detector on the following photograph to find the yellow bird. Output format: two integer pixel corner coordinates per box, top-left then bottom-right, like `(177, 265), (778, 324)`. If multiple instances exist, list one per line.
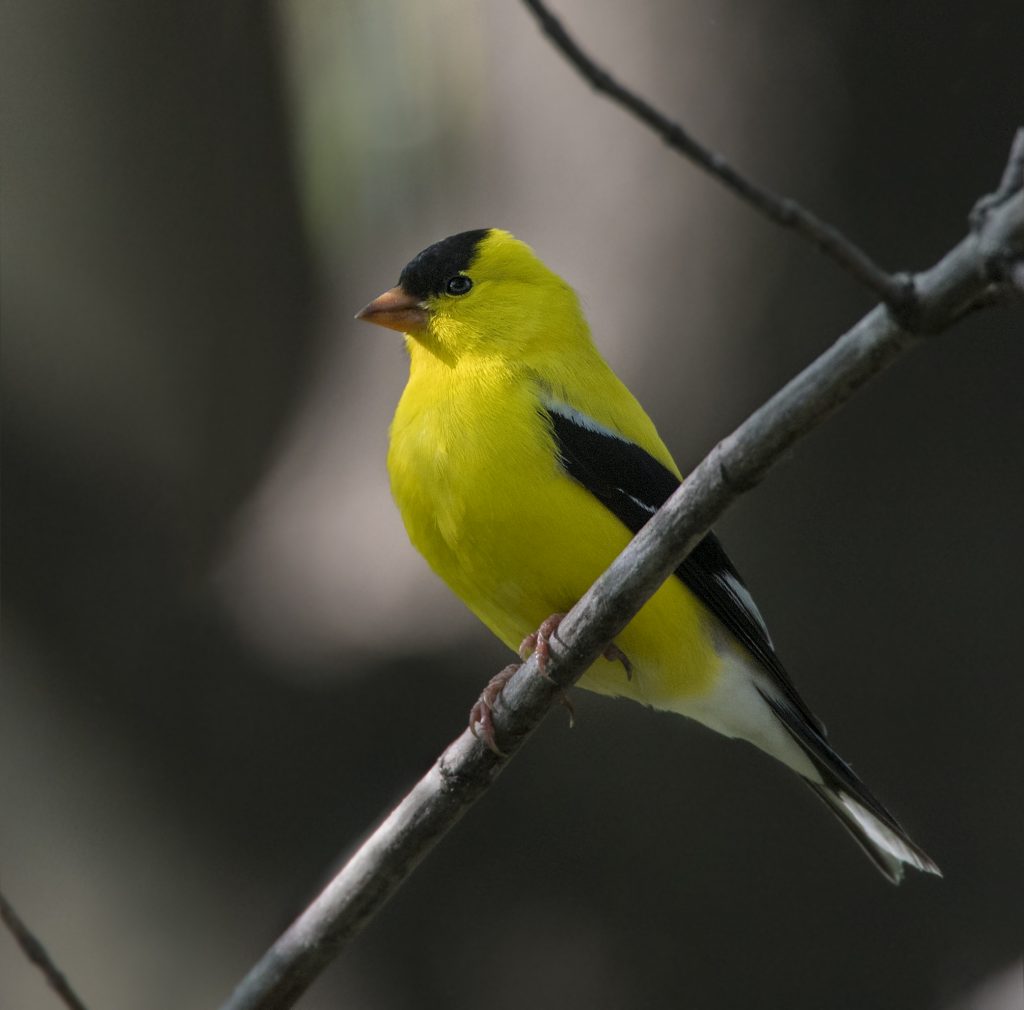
(357, 228), (940, 883)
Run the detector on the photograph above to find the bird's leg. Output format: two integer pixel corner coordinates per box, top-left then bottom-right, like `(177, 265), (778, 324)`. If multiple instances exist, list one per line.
(469, 663), (520, 756)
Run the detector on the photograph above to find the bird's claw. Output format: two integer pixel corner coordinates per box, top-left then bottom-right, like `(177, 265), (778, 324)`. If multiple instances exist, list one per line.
(519, 612), (631, 682)
(603, 641), (633, 680)
(469, 663), (521, 756)
(518, 612), (576, 727)
(469, 653), (576, 751)
(556, 689), (576, 729)
(518, 612), (567, 675)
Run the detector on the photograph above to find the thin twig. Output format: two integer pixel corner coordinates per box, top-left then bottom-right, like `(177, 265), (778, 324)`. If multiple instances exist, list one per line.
(972, 127), (1024, 226)
(971, 128), (1024, 298)
(0, 889), (91, 1010)
(218, 138), (1024, 1010)
(520, 0), (915, 315)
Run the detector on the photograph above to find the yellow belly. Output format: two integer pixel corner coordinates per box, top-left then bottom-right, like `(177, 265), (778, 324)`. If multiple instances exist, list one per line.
(388, 359), (721, 706)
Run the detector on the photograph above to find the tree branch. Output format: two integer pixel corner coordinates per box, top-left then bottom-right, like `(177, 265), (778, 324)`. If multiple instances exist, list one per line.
(520, 0), (916, 315)
(218, 139), (1023, 1010)
(0, 889), (91, 1010)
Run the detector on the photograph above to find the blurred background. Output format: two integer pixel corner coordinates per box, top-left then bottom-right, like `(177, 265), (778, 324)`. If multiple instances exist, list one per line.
(3, 1), (1023, 1008)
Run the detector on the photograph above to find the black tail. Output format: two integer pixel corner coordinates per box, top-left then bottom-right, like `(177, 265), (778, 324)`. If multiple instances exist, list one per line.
(758, 689), (941, 883)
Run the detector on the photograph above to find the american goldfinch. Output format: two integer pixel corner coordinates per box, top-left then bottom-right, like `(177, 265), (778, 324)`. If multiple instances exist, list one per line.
(356, 228), (940, 883)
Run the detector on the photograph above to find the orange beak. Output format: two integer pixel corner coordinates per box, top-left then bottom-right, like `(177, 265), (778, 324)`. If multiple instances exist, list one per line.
(355, 286), (429, 334)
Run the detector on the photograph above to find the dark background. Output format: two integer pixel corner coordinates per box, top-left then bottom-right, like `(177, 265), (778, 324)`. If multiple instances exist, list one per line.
(3, 2), (1022, 1008)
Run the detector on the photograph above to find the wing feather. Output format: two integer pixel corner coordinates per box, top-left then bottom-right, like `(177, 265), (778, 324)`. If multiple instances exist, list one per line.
(544, 400), (825, 736)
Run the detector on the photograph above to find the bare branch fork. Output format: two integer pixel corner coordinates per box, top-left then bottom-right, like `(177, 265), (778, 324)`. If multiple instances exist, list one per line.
(220, 130), (1024, 1009)
(522, 0), (923, 315)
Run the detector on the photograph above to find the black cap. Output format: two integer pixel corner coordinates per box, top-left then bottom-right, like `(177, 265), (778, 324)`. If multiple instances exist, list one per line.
(398, 229), (491, 299)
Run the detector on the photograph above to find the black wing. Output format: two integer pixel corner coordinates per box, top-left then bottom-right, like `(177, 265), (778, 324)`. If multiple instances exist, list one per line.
(545, 402), (825, 735)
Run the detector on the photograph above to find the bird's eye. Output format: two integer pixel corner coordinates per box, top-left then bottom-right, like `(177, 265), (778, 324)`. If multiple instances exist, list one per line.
(445, 275), (473, 296)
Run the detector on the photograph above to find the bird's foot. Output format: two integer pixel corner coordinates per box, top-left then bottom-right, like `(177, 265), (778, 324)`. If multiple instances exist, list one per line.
(518, 612), (567, 675)
(519, 613), (631, 681)
(518, 613), (575, 728)
(469, 651), (576, 753)
(469, 663), (520, 756)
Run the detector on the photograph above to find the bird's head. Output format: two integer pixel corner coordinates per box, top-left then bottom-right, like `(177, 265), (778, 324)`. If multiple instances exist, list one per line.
(356, 229), (586, 365)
